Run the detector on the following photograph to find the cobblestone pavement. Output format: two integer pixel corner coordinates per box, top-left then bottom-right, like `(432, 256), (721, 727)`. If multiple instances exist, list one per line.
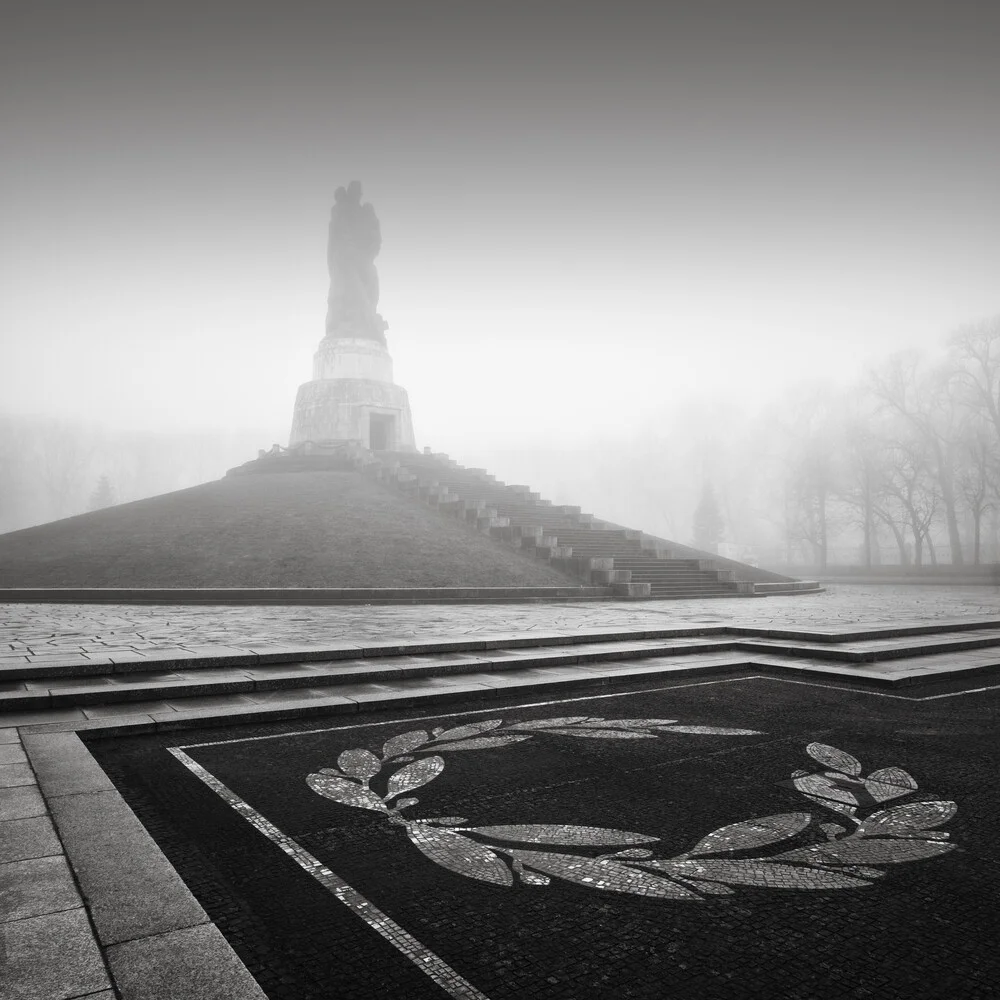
(2, 586), (998, 664)
(90, 671), (1000, 999)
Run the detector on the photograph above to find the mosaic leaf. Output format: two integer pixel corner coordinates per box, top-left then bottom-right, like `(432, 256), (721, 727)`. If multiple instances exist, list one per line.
(467, 825), (659, 846)
(424, 816), (468, 826)
(856, 800), (957, 838)
(382, 730), (429, 759)
(306, 773), (387, 812)
(543, 729), (656, 739)
(434, 719), (504, 742)
(863, 767), (918, 803)
(432, 736), (532, 752)
(519, 872), (551, 886)
(611, 849), (654, 859)
(337, 749), (382, 781)
(685, 813), (812, 857)
(406, 824), (513, 886)
(658, 726), (762, 736)
(394, 797), (419, 810)
(511, 850), (699, 899)
(792, 774), (859, 818)
(507, 717), (590, 730)
(776, 838), (955, 865)
(648, 859), (872, 889)
(386, 756), (444, 800)
(806, 743), (862, 776)
(577, 719), (678, 729)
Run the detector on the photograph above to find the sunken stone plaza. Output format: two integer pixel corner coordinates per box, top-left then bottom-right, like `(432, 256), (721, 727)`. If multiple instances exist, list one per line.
(1, 187), (999, 1000)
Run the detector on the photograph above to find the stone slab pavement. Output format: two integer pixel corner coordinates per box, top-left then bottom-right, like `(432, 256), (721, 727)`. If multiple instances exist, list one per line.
(1, 585), (997, 666)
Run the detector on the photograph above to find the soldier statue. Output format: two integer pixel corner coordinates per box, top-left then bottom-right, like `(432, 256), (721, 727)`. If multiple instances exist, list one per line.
(324, 180), (388, 345)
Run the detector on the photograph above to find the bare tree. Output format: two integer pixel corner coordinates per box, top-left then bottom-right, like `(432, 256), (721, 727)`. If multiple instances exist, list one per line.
(869, 352), (964, 564)
(879, 434), (940, 567)
(950, 317), (1000, 442)
(835, 390), (893, 569)
(955, 419), (998, 565)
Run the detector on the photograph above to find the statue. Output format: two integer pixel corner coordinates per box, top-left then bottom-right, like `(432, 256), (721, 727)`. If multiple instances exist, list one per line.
(324, 180), (388, 345)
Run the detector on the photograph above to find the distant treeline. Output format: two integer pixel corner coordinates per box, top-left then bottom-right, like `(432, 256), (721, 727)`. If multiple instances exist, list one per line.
(476, 315), (1000, 571)
(752, 316), (1000, 569)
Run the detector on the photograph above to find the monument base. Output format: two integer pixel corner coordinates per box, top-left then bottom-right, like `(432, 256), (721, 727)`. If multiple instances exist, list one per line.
(312, 336), (394, 382)
(289, 378), (416, 452)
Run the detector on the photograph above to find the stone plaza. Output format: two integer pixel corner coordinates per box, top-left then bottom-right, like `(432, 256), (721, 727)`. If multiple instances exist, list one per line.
(3, 584), (1000, 999)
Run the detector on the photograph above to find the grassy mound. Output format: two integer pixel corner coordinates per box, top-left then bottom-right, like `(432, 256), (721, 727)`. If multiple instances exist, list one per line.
(0, 471), (578, 588)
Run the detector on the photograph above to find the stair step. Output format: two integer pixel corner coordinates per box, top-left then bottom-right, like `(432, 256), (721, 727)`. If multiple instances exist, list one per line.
(4, 623), (999, 727)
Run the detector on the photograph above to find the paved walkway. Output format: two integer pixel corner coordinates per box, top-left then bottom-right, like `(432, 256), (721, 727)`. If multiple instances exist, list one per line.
(2, 586), (997, 666)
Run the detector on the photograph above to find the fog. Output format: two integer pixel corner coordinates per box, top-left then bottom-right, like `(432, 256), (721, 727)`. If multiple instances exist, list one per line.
(2, 3), (999, 563)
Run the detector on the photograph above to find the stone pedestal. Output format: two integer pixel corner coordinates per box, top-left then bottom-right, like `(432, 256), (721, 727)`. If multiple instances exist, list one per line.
(289, 337), (416, 452)
(312, 337), (394, 382)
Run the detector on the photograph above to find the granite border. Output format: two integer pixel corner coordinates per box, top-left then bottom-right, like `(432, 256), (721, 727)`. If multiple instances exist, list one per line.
(19, 729), (267, 1000)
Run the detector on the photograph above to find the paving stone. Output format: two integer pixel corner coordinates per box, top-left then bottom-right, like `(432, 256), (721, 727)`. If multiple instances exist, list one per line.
(0, 784), (46, 821)
(106, 922), (267, 1000)
(49, 789), (208, 946)
(151, 695), (357, 729)
(0, 854), (81, 922)
(82, 700), (177, 718)
(105, 671), (189, 685)
(18, 715), (159, 736)
(0, 707), (87, 727)
(21, 732), (115, 797)
(22, 676), (117, 692)
(0, 814), (62, 863)
(0, 763), (35, 788)
(0, 907), (110, 1000)
(0, 727), (21, 743)
(246, 687), (345, 704)
(160, 693), (259, 711)
(0, 743), (27, 765)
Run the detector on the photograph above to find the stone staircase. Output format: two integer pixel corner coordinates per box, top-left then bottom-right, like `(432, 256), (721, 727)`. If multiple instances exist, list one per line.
(364, 450), (759, 599)
(3, 620), (999, 728)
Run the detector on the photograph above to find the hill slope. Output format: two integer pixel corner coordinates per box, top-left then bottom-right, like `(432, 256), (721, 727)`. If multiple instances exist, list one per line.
(0, 471), (578, 588)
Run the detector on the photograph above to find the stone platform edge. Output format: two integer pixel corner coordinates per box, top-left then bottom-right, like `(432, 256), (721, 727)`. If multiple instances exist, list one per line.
(0, 585), (615, 605)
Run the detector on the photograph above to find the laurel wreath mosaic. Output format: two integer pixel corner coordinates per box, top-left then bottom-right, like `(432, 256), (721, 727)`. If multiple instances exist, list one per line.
(306, 717), (958, 899)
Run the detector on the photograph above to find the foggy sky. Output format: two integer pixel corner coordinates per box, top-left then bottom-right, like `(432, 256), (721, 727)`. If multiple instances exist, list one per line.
(2, 1), (998, 455)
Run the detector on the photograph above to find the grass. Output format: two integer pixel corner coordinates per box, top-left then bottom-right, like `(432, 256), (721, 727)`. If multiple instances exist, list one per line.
(0, 471), (579, 588)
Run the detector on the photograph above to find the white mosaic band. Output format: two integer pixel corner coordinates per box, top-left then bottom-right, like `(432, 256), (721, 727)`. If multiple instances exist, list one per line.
(168, 747), (490, 1000)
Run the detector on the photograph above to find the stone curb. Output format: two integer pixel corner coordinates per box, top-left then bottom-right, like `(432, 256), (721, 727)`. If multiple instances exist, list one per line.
(20, 730), (266, 1000)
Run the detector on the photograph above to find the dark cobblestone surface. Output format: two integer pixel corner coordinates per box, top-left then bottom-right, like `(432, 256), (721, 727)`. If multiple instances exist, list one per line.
(87, 670), (1000, 999)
